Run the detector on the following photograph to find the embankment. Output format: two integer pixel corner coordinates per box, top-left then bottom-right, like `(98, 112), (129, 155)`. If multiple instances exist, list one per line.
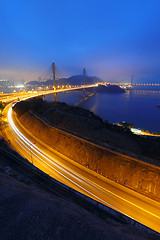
(17, 110), (160, 201)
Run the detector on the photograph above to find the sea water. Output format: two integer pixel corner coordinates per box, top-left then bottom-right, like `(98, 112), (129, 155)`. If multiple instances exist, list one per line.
(45, 86), (160, 133)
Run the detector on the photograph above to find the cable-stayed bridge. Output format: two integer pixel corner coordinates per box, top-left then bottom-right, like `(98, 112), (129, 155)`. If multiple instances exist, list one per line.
(133, 83), (160, 86)
(1, 63), (160, 234)
(27, 63), (160, 91)
(104, 75), (160, 88)
(34, 63), (97, 89)
(0, 63), (98, 103)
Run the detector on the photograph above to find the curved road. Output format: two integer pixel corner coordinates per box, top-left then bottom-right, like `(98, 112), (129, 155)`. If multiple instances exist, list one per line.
(1, 98), (160, 233)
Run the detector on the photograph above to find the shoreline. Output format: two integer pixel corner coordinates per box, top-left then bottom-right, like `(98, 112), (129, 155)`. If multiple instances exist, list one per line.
(13, 98), (160, 165)
(46, 88), (160, 134)
(10, 98), (160, 203)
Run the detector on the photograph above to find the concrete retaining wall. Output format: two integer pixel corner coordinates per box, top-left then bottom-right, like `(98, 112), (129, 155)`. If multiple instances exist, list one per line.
(18, 110), (160, 201)
(1, 145), (158, 236)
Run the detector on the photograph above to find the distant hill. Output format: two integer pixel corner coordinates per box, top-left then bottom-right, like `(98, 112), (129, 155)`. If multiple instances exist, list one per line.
(96, 85), (125, 93)
(63, 75), (102, 85)
(26, 75), (102, 87)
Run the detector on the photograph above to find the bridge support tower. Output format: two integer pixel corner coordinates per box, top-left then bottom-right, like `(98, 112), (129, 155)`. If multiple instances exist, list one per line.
(82, 68), (86, 97)
(52, 62), (56, 90)
(52, 62), (57, 102)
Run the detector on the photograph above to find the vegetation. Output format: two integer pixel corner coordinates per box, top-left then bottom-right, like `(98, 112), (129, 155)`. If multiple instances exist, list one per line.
(0, 101), (5, 109)
(0, 101), (5, 115)
(13, 97), (160, 164)
(118, 121), (135, 128)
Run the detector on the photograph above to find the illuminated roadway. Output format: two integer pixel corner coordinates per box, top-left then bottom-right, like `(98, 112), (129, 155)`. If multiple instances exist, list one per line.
(1, 90), (160, 233)
(0, 84), (98, 104)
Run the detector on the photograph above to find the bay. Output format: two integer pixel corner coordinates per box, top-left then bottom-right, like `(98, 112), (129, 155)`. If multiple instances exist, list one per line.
(45, 86), (160, 133)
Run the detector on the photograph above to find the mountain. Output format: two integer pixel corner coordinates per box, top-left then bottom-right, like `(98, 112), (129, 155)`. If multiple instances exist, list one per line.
(26, 75), (102, 87)
(62, 75), (102, 85)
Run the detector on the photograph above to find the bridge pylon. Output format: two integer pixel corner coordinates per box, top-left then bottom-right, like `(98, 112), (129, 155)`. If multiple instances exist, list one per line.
(52, 62), (57, 102)
(82, 68), (87, 97)
(83, 68), (86, 84)
(131, 75), (134, 87)
(52, 62), (56, 90)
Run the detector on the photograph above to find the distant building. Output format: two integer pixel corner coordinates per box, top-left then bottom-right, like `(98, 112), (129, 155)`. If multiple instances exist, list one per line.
(0, 79), (9, 87)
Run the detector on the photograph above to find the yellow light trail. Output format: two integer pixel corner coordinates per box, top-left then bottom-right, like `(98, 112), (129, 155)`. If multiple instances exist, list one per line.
(6, 104), (160, 233)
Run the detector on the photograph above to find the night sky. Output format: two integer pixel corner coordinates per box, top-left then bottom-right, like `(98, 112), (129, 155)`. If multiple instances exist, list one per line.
(0, 0), (160, 82)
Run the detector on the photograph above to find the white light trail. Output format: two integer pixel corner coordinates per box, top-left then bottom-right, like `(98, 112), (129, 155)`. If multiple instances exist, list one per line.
(7, 106), (160, 225)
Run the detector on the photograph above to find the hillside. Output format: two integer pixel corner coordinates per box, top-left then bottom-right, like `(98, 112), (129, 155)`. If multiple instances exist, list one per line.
(13, 98), (160, 164)
(26, 75), (102, 87)
(0, 139), (159, 239)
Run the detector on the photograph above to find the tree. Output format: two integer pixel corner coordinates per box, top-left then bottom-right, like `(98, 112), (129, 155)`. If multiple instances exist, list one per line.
(0, 101), (5, 115)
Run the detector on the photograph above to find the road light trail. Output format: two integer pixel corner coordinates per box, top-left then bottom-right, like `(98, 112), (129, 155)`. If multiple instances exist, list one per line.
(8, 107), (121, 210)
(6, 105), (160, 233)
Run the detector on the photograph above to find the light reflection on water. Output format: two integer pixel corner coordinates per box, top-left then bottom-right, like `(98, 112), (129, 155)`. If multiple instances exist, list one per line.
(45, 88), (160, 133)
(131, 90), (160, 97)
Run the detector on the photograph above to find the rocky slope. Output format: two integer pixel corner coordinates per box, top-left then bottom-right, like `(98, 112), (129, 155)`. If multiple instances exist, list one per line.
(12, 99), (160, 201)
(0, 141), (158, 240)
(13, 98), (160, 163)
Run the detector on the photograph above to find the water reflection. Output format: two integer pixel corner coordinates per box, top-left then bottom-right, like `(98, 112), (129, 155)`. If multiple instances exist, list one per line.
(45, 88), (160, 133)
(131, 90), (160, 97)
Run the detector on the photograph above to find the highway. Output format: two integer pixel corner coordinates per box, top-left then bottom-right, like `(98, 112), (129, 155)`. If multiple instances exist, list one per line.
(0, 84), (98, 104)
(0, 96), (159, 234)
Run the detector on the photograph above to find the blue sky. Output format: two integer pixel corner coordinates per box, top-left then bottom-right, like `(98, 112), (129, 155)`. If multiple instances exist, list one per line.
(0, 0), (160, 82)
